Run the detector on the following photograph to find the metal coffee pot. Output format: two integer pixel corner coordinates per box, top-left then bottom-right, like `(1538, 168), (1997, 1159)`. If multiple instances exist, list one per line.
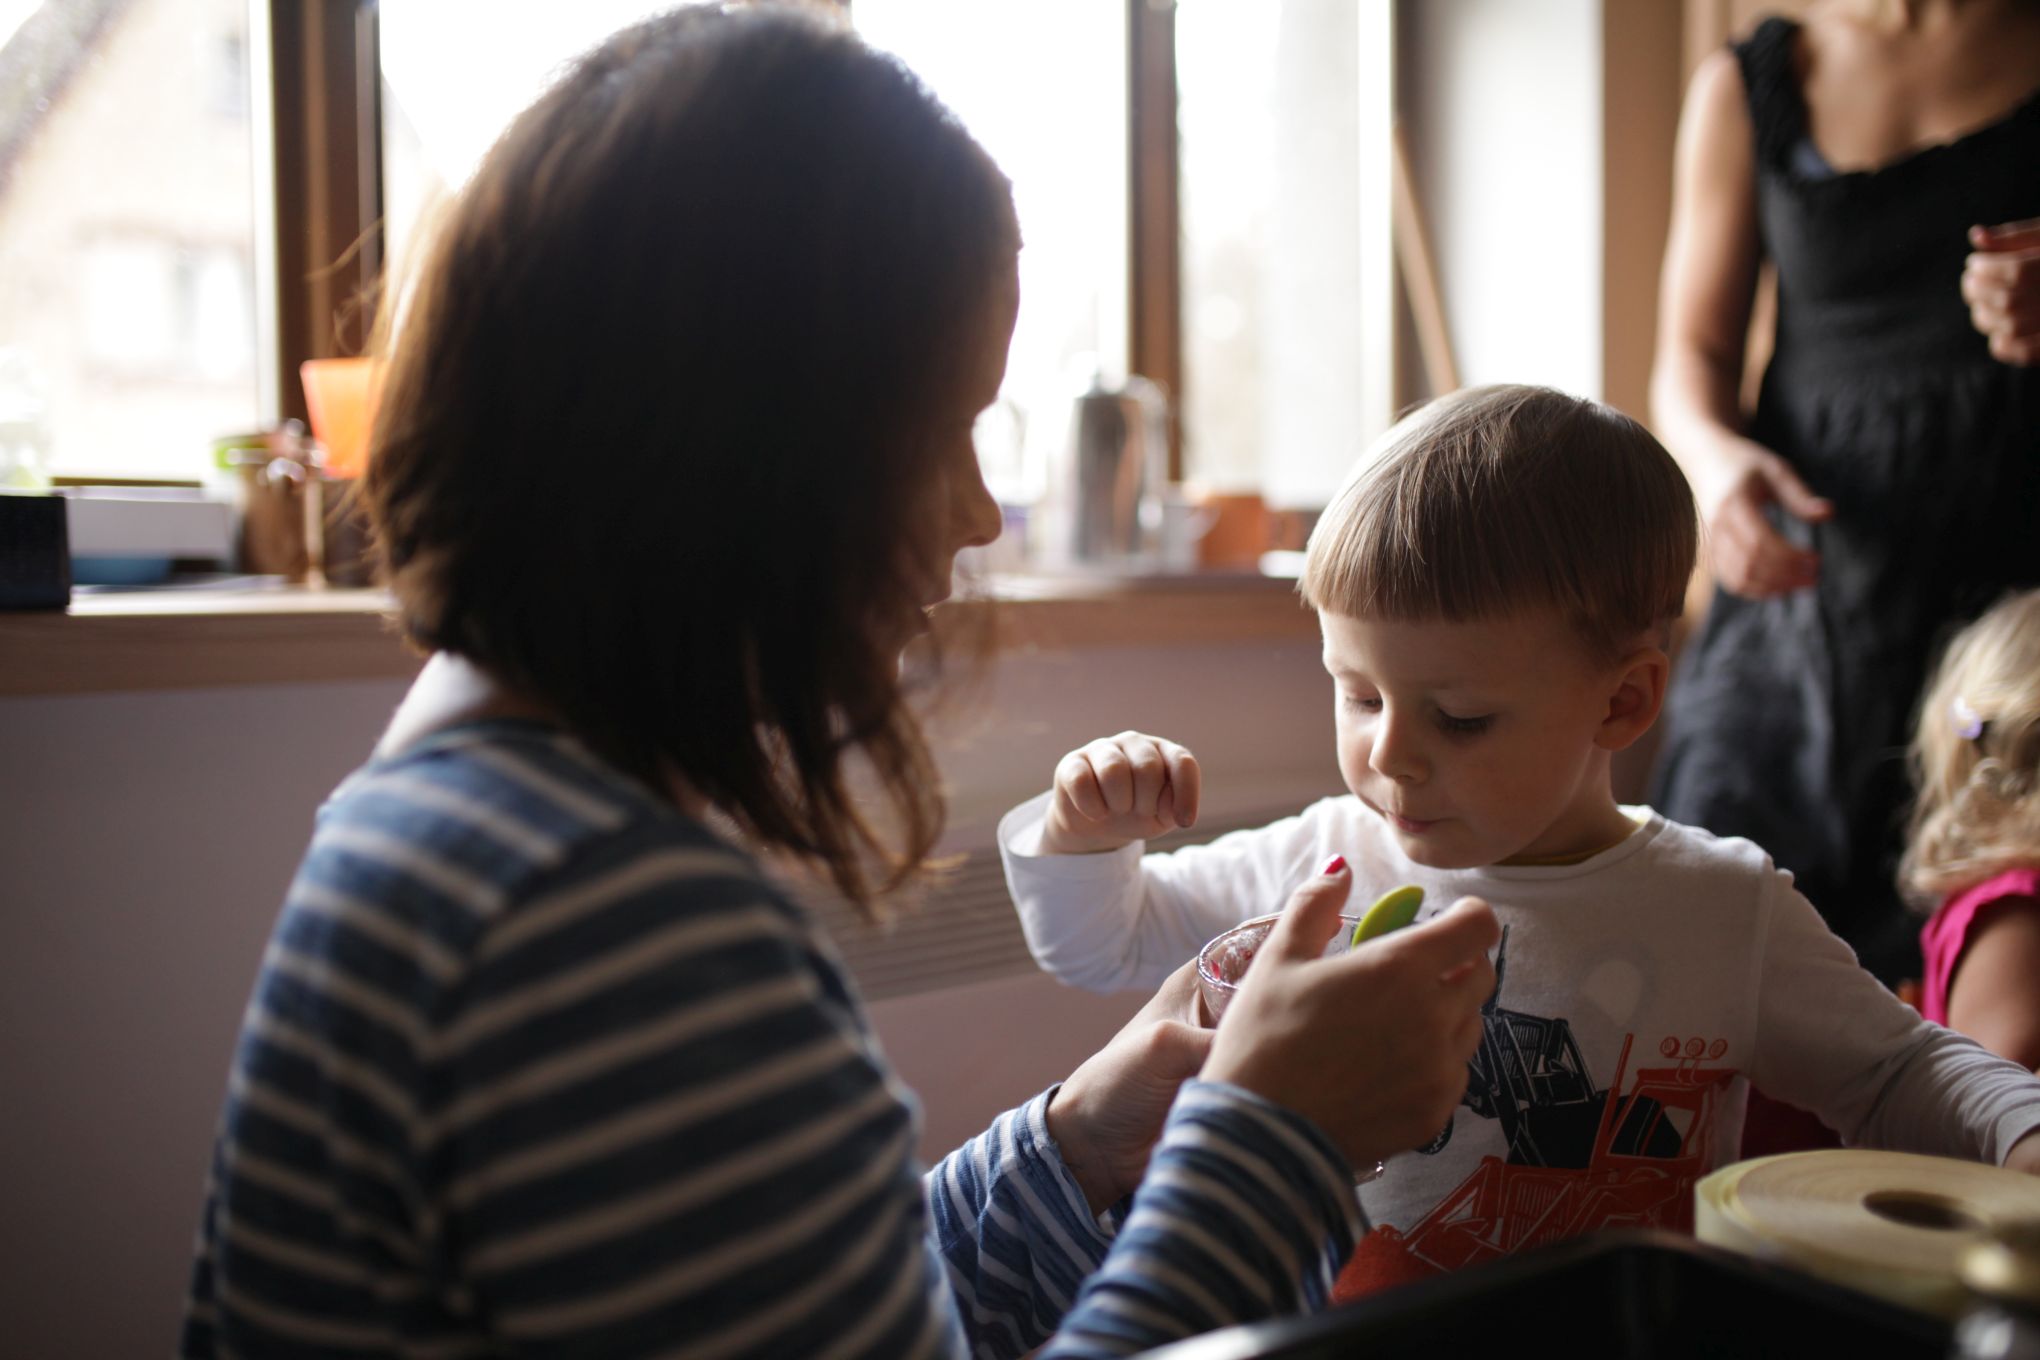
(1063, 372), (1169, 566)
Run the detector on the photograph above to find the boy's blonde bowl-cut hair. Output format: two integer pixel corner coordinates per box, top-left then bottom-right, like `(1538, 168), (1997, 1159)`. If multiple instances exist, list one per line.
(1300, 384), (1699, 664)
(1901, 589), (2040, 905)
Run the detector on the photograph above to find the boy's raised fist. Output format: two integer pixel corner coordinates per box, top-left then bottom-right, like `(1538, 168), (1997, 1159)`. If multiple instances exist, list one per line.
(1042, 730), (1203, 855)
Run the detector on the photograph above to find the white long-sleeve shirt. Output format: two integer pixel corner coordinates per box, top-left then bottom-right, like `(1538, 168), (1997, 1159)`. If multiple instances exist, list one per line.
(1000, 792), (2040, 1290)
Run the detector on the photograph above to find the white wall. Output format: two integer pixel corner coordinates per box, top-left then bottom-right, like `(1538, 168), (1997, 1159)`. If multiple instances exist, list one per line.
(1402, 0), (1604, 399)
(0, 637), (1340, 1358)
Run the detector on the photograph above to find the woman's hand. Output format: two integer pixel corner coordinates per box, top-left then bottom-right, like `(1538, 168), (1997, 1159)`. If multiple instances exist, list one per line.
(1201, 860), (1498, 1173)
(1047, 959), (1215, 1214)
(1695, 436), (1833, 600)
(1965, 220), (2040, 367)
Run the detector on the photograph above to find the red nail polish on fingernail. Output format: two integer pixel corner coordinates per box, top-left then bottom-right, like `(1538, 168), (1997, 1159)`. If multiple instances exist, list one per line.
(1321, 855), (1347, 876)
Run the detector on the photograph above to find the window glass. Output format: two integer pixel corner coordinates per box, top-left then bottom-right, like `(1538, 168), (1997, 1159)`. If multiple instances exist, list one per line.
(851, 0), (1126, 512)
(383, 1), (1125, 523)
(1177, 0), (1392, 507)
(0, 0), (259, 483)
(379, 1), (681, 310)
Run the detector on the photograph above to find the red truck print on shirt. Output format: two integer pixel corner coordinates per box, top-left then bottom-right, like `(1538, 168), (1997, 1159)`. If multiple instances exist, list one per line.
(1336, 928), (1735, 1299)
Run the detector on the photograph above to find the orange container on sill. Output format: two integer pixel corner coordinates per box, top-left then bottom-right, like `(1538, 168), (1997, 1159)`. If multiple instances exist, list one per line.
(298, 357), (385, 586)
(299, 357), (384, 480)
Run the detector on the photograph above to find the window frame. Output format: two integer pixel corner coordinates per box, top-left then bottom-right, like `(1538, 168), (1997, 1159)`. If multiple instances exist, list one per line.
(1128, 0), (1183, 480)
(264, 0), (1200, 463)
(256, 0), (383, 430)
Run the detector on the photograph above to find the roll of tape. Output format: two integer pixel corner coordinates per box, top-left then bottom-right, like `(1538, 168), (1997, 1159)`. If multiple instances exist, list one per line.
(1696, 1150), (2040, 1317)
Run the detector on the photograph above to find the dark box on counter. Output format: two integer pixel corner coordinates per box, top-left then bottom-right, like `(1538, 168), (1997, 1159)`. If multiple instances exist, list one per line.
(0, 492), (70, 610)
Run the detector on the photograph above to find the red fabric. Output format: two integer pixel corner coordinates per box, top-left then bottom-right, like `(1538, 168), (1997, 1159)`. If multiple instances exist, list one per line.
(1919, 868), (2040, 1025)
(1737, 1087), (1841, 1160)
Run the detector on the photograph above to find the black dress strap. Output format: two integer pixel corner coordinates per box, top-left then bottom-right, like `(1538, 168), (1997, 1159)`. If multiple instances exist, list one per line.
(1732, 15), (1808, 174)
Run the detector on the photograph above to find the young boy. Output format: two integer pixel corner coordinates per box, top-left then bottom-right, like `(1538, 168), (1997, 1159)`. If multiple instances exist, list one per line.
(999, 384), (2040, 1295)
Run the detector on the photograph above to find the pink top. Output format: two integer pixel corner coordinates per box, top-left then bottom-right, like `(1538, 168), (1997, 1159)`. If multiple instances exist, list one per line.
(1920, 867), (2040, 1025)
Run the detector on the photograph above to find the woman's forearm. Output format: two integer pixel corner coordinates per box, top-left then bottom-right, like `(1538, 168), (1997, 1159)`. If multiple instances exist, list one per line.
(1652, 340), (1761, 511)
(1651, 46), (1768, 514)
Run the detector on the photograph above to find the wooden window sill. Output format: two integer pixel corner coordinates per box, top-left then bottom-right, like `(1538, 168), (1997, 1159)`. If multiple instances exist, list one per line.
(0, 572), (1318, 697)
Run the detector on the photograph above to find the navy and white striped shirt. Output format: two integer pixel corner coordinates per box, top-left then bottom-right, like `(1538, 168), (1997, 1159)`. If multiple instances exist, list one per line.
(183, 720), (1360, 1358)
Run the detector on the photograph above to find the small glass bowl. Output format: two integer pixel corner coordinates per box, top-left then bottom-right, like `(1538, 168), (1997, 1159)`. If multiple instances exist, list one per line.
(1196, 911), (1362, 1022)
(1196, 910), (1386, 1188)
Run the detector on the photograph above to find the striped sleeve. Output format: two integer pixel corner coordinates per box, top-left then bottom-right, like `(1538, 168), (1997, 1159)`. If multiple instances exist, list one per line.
(1040, 1081), (1362, 1356)
(929, 1081), (1363, 1360)
(924, 1090), (1116, 1358)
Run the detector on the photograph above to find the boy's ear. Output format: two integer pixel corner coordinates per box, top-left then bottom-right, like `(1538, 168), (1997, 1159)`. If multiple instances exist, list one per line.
(1595, 645), (1670, 752)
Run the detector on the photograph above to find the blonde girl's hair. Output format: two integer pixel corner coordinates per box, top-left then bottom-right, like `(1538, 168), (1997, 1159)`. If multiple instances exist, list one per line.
(1900, 589), (2040, 906)
(1300, 384), (1698, 662)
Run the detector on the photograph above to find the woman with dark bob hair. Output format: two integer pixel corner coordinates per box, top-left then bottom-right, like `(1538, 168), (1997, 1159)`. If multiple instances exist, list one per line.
(182, 7), (1497, 1356)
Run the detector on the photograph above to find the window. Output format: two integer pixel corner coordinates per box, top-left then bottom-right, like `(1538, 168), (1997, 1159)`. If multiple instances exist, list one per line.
(858, 1), (1393, 512)
(4, 2), (1395, 504)
(852, 0), (1128, 513)
(0, 0), (259, 484)
(380, 1), (685, 306)
(1176, 0), (1393, 503)
(376, 1), (1393, 519)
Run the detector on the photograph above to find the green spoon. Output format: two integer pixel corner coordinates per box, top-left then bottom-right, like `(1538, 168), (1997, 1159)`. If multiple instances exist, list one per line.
(1351, 884), (1424, 946)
